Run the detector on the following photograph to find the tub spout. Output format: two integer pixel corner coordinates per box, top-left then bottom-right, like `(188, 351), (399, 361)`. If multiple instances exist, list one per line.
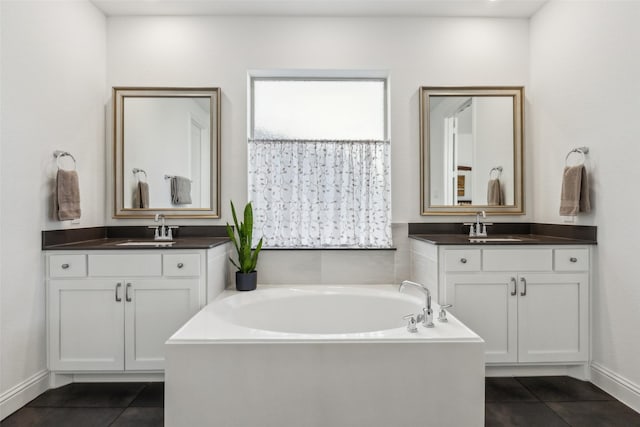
(399, 280), (434, 328)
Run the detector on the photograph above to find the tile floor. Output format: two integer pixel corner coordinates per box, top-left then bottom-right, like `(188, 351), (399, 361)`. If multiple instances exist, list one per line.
(485, 376), (640, 426)
(2, 376), (640, 426)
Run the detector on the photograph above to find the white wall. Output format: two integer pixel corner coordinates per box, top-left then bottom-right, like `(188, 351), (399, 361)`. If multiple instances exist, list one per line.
(107, 16), (530, 225)
(530, 0), (640, 409)
(0, 0), (106, 417)
(106, 16), (529, 285)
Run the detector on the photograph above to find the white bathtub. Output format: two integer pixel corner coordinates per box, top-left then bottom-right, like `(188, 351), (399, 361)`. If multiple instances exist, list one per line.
(165, 285), (485, 427)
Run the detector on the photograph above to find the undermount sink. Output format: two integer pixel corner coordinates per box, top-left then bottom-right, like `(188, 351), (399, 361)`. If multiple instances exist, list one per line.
(468, 237), (522, 242)
(116, 241), (176, 247)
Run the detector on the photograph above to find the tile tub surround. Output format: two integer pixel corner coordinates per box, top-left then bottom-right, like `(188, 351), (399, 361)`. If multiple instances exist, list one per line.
(164, 285), (485, 426)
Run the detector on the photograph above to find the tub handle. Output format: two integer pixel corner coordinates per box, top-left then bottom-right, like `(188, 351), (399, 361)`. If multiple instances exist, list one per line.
(403, 314), (418, 333)
(438, 304), (453, 323)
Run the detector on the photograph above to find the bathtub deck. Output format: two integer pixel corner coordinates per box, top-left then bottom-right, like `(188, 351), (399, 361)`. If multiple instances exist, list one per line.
(165, 286), (485, 427)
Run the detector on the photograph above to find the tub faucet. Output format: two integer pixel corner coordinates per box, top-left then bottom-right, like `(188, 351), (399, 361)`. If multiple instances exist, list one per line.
(399, 280), (434, 328)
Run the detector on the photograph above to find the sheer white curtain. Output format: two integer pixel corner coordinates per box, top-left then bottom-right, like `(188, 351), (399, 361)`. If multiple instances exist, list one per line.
(249, 139), (392, 248)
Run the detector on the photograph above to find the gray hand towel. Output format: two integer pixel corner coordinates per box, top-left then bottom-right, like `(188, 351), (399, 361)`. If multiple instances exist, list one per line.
(56, 169), (81, 220)
(133, 181), (150, 208)
(560, 164), (591, 216)
(487, 178), (503, 206)
(171, 176), (192, 205)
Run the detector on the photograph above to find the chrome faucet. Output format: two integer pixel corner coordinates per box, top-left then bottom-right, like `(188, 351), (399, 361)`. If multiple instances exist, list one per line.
(465, 210), (491, 237)
(399, 280), (434, 328)
(151, 214), (174, 240)
(475, 211), (487, 237)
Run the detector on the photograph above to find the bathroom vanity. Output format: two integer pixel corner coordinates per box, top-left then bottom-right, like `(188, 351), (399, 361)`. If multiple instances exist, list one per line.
(409, 223), (596, 378)
(42, 228), (230, 384)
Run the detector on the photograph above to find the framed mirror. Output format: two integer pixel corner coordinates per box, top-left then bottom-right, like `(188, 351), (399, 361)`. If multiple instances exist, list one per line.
(113, 87), (220, 218)
(419, 86), (523, 215)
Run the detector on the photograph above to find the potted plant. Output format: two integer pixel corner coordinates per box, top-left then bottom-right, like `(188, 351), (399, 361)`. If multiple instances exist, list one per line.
(226, 201), (263, 291)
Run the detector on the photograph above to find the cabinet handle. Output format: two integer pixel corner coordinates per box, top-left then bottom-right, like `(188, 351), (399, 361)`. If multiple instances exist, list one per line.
(510, 277), (517, 296)
(61, 263), (70, 269)
(520, 277), (527, 296)
(177, 262), (184, 269)
(570, 257), (578, 263)
(460, 258), (467, 264)
(115, 283), (122, 302)
(125, 283), (132, 302)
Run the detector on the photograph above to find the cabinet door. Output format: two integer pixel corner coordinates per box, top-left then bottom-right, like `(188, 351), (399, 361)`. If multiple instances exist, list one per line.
(124, 278), (201, 370)
(517, 273), (589, 363)
(445, 273), (518, 363)
(49, 279), (125, 371)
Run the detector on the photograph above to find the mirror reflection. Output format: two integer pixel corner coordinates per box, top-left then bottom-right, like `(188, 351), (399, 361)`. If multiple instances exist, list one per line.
(420, 87), (523, 215)
(113, 87), (220, 218)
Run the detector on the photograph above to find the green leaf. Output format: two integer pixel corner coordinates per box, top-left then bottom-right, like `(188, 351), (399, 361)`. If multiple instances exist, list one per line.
(227, 200), (262, 273)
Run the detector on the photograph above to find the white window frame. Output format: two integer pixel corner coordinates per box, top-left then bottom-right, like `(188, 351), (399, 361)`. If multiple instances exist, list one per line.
(247, 70), (392, 249)
(248, 69), (390, 141)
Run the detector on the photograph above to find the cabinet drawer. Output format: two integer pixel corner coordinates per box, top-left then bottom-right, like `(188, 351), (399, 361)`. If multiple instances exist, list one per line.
(554, 249), (589, 271)
(49, 254), (86, 277)
(163, 254), (201, 277)
(88, 254), (162, 277)
(483, 249), (552, 271)
(444, 250), (481, 272)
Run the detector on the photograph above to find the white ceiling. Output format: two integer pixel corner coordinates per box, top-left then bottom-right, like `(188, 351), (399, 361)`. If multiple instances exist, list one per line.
(90, 0), (548, 18)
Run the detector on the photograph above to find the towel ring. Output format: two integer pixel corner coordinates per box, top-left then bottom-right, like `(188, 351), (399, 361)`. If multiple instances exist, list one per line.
(565, 147), (589, 166)
(132, 168), (147, 182)
(54, 150), (77, 171)
(489, 166), (503, 179)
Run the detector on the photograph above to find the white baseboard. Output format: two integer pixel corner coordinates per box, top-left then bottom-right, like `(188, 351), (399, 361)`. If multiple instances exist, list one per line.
(0, 369), (49, 421)
(591, 362), (640, 413)
(486, 363), (590, 380)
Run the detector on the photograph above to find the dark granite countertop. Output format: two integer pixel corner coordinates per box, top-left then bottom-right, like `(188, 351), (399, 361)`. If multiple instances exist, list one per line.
(408, 222), (597, 246)
(43, 236), (230, 250)
(409, 233), (596, 246)
(42, 226), (230, 250)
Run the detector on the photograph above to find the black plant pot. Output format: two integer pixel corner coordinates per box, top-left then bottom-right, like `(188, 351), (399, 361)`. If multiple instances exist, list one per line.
(235, 271), (257, 291)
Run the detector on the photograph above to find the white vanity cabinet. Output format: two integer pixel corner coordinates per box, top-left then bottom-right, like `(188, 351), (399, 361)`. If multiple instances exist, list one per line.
(46, 246), (229, 374)
(411, 240), (591, 366)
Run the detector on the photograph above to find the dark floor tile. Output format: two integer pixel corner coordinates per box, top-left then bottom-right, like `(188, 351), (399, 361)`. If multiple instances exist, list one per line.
(130, 382), (164, 407)
(485, 402), (569, 427)
(27, 382), (146, 408)
(0, 407), (123, 427)
(486, 377), (539, 402)
(110, 407), (164, 427)
(516, 376), (614, 402)
(547, 401), (640, 427)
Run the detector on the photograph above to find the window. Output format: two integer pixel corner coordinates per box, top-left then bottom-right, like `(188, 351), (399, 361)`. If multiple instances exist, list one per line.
(249, 75), (391, 248)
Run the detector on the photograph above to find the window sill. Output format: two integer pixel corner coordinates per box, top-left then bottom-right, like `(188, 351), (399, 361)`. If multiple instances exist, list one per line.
(260, 247), (397, 251)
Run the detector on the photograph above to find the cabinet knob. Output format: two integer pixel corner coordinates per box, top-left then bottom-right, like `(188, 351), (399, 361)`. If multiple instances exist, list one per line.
(61, 263), (70, 269)
(570, 257), (578, 263)
(460, 258), (467, 264)
(177, 263), (184, 269)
